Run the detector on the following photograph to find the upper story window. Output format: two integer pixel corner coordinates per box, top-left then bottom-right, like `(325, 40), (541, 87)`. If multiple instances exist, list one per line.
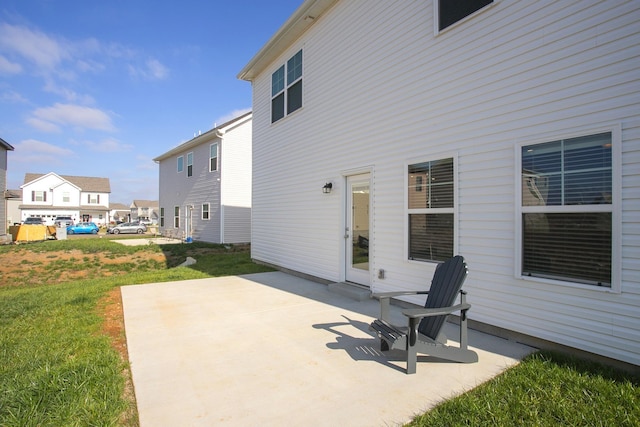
(177, 156), (184, 173)
(271, 49), (303, 123)
(87, 194), (100, 204)
(437, 0), (493, 31)
(63, 192), (70, 203)
(519, 131), (615, 287)
(407, 157), (455, 262)
(210, 143), (218, 172)
(32, 190), (46, 202)
(187, 152), (193, 177)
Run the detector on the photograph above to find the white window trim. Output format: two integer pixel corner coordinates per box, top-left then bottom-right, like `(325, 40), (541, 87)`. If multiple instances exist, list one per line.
(209, 143), (218, 172)
(433, 0), (497, 37)
(177, 155), (184, 173)
(404, 153), (459, 264)
(514, 122), (622, 293)
(174, 206), (180, 228)
(202, 203), (210, 220)
(187, 152), (193, 177)
(270, 48), (304, 124)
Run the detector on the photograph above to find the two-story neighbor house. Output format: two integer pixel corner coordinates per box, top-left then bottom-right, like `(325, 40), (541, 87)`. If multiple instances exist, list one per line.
(154, 112), (252, 243)
(20, 172), (111, 226)
(239, 0), (640, 368)
(1, 137), (15, 239)
(130, 200), (159, 224)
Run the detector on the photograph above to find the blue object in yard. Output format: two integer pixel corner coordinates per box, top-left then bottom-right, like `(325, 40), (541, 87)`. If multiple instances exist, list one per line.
(185, 237), (193, 243)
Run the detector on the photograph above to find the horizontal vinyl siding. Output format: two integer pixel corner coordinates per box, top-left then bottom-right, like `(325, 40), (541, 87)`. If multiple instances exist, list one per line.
(220, 116), (252, 243)
(251, 0), (640, 365)
(158, 137), (221, 243)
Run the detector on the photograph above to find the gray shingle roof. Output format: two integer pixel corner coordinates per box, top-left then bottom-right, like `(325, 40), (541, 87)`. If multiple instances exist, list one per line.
(23, 173), (111, 193)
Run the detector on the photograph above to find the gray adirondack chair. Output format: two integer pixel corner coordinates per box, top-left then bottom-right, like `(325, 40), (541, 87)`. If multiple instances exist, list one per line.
(369, 255), (478, 374)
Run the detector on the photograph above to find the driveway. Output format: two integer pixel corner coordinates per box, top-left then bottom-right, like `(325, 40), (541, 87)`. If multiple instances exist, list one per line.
(122, 272), (533, 426)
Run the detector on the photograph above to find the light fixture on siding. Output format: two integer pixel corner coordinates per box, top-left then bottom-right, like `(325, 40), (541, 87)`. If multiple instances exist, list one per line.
(322, 182), (333, 194)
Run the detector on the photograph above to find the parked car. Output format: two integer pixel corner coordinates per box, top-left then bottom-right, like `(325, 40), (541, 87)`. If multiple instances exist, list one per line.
(66, 222), (99, 234)
(54, 216), (74, 227)
(107, 222), (147, 234)
(23, 217), (44, 225)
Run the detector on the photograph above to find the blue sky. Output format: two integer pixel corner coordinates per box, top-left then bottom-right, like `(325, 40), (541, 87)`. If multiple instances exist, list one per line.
(0, 0), (302, 204)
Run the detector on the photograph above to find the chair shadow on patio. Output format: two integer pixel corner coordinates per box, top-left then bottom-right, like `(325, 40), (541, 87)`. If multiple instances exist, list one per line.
(313, 315), (461, 374)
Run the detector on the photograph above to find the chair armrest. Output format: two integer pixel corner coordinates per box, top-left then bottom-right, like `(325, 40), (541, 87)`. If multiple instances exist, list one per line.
(373, 291), (429, 322)
(401, 302), (471, 319)
(371, 291), (429, 300)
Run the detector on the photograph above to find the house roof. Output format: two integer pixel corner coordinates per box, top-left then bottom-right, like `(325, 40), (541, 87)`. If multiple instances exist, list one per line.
(153, 111), (252, 162)
(23, 172), (111, 193)
(4, 189), (21, 199)
(110, 202), (130, 210)
(0, 137), (15, 151)
(237, 0), (338, 81)
(131, 200), (159, 209)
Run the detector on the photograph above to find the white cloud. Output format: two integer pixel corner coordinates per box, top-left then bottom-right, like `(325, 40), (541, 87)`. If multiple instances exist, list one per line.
(0, 54), (22, 74)
(128, 58), (169, 80)
(213, 108), (251, 127)
(1, 90), (28, 103)
(0, 23), (68, 69)
(27, 103), (115, 132)
(78, 137), (133, 153)
(11, 139), (74, 165)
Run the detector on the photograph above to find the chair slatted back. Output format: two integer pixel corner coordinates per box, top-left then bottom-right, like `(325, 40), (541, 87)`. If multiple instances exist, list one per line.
(418, 255), (468, 341)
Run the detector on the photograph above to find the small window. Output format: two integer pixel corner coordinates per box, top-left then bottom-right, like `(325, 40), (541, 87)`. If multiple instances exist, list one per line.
(160, 207), (165, 227)
(210, 143), (218, 172)
(63, 192), (70, 203)
(177, 156), (184, 173)
(174, 206), (180, 228)
(271, 49), (303, 123)
(202, 203), (210, 220)
(407, 158), (455, 262)
(32, 191), (46, 202)
(520, 132), (613, 287)
(187, 152), (193, 177)
(438, 0), (493, 31)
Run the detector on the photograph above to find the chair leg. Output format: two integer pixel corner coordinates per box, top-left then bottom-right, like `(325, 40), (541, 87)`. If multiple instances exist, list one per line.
(406, 344), (417, 374)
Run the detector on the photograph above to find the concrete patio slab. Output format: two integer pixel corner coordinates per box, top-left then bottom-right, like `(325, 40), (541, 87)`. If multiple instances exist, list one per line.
(122, 272), (534, 427)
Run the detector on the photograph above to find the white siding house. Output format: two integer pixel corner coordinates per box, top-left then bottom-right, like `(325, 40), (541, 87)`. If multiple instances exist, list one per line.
(154, 112), (252, 244)
(239, 0), (640, 368)
(20, 172), (111, 225)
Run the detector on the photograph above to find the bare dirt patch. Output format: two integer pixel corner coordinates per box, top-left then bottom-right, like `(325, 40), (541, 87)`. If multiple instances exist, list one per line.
(0, 248), (167, 287)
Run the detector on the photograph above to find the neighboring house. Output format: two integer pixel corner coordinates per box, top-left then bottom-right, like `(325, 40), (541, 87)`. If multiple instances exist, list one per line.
(5, 189), (22, 227)
(20, 172), (111, 226)
(238, 1), (640, 368)
(129, 200), (159, 223)
(1, 137), (15, 238)
(153, 112), (252, 243)
(109, 202), (130, 223)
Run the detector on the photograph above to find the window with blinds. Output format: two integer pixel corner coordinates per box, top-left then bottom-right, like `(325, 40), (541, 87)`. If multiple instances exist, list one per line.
(521, 132), (612, 286)
(408, 157), (454, 262)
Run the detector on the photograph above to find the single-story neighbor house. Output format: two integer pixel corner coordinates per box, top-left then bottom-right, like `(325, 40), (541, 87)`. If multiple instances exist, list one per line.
(20, 172), (111, 226)
(109, 202), (130, 223)
(153, 112), (252, 243)
(238, 0), (640, 368)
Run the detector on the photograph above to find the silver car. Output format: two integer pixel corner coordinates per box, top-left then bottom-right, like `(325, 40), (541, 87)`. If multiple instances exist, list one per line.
(107, 222), (147, 234)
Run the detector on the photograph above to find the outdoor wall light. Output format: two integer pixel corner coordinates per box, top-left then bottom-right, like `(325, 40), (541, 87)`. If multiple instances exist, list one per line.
(322, 182), (333, 194)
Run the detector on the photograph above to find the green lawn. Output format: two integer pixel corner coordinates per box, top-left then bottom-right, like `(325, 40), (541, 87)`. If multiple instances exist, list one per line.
(0, 239), (638, 426)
